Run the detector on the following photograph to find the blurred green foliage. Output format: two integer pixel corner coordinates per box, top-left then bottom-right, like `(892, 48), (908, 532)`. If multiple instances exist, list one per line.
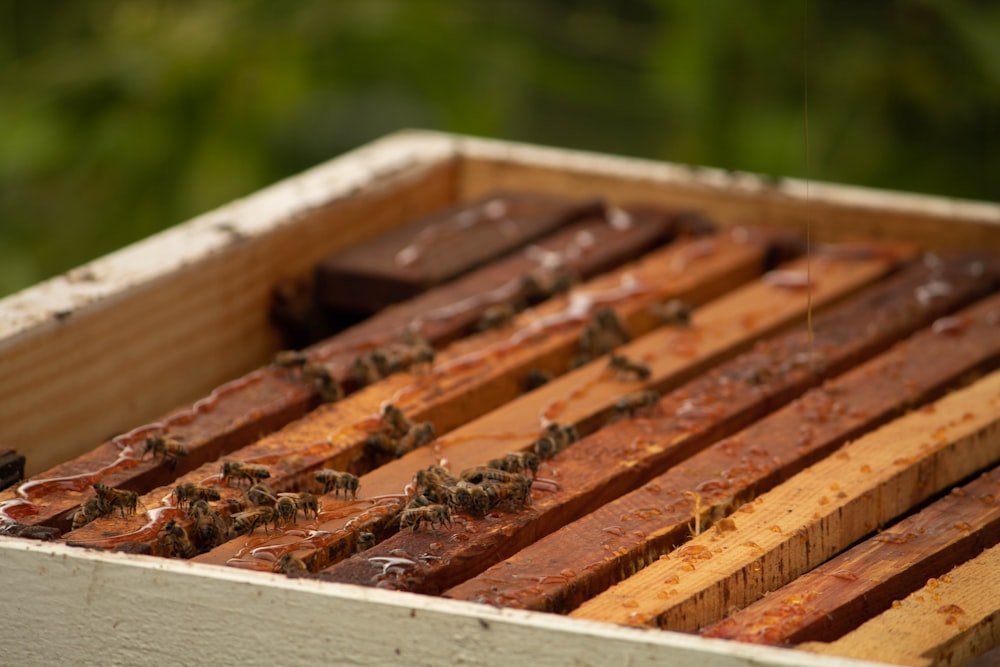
(1, 0), (997, 296)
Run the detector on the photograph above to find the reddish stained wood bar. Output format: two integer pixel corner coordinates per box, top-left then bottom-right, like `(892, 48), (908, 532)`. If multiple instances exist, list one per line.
(320, 256), (1000, 593)
(317, 191), (604, 312)
(60, 233), (768, 549)
(702, 464), (1000, 646)
(0, 203), (677, 532)
(192, 246), (906, 572)
(446, 283), (1000, 613)
(800, 541), (1000, 667)
(568, 369), (1000, 630)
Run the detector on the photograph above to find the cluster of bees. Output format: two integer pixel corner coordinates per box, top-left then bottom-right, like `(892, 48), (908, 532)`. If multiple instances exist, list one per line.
(153, 460), (360, 558)
(397, 421), (579, 532)
(274, 350), (344, 403)
(476, 268), (578, 332)
(72, 483), (142, 529)
(572, 307), (632, 368)
(101, 298), (680, 568)
(349, 331), (435, 388)
(366, 403), (435, 459)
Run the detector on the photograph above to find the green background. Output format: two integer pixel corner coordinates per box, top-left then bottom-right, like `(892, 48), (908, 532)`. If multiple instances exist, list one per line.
(2, 0), (997, 297)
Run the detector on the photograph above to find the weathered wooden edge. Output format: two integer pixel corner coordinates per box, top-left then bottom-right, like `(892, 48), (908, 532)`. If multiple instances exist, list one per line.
(453, 132), (1000, 237)
(0, 132), (460, 476)
(0, 537), (887, 667)
(0, 131), (460, 344)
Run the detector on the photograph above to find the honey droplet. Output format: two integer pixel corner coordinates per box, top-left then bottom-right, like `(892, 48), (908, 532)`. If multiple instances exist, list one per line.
(860, 464), (872, 473)
(714, 518), (737, 533)
(623, 599), (639, 609)
(937, 604), (965, 615)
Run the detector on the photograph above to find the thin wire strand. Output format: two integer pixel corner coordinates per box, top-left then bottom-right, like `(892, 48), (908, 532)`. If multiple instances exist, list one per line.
(803, 0), (814, 349)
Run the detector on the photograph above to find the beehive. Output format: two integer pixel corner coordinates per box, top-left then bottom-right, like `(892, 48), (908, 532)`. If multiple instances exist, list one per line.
(2, 131), (999, 666)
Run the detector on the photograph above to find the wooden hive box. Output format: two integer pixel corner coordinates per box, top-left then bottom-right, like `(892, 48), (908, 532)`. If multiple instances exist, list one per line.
(2, 130), (999, 666)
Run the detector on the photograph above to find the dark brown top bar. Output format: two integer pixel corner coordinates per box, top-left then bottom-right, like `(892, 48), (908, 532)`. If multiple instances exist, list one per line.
(317, 192), (604, 312)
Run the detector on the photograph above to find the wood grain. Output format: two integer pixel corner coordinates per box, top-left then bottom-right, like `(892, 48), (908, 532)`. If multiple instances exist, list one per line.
(0, 137), (457, 477)
(568, 368), (1000, 630)
(192, 246), (904, 572)
(456, 134), (1000, 254)
(446, 273), (1000, 612)
(321, 255), (995, 592)
(60, 233), (768, 549)
(0, 204), (675, 532)
(801, 542), (1000, 667)
(317, 191), (603, 312)
(703, 464), (1000, 645)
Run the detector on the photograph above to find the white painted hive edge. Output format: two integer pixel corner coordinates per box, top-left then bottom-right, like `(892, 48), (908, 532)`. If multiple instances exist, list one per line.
(455, 133), (1000, 224)
(0, 537), (890, 667)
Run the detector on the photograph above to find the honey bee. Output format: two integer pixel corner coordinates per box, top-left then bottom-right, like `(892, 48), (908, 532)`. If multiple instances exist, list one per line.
(399, 503), (451, 531)
(355, 531), (376, 553)
(143, 435), (189, 470)
(521, 268), (576, 303)
(274, 553), (309, 577)
(414, 465), (457, 505)
(574, 307), (631, 366)
(278, 492), (320, 519)
(71, 496), (107, 530)
(487, 451), (540, 477)
(231, 506), (277, 535)
(533, 435), (559, 460)
(173, 482), (221, 510)
(614, 390), (661, 417)
(546, 422), (579, 448)
(607, 354), (651, 381)
(93, 483), (140, 518)
(314, 469), (359, 498)
(302, 362), (344, 403)
(224, 496), (251, 514)
(189, 500), (230, 549)
(393, 422), (435, 457)
(221, 461), (271, 487)
(379, 403), (413, 438)
(476, 302), (518, 331)
(532, 422), (579, 461)
(246, 482), (277, 507)
(274, 349), (309, 368)
(392, 330), (435, 372)
(367, 405), (434, 459)
(651, 299), (693, 326)
(350, 349), (390, 387)
(483, 477), (533, 510)
(159, 519), (196, 558)
(274, 495), (298, 526)
(452, 481), (492, 516)
(459, 466), (525, 486)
